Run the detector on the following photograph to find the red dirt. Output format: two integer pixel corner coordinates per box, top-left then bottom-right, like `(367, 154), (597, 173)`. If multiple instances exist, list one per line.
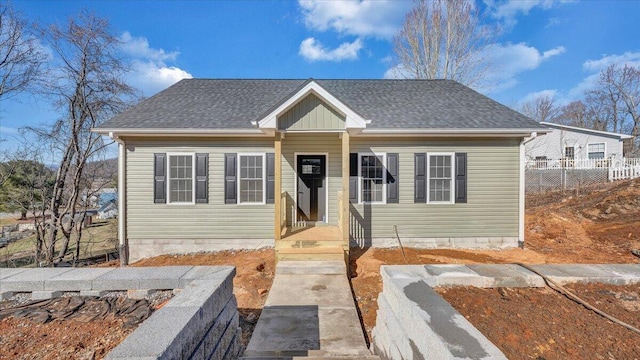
(2, 179), (639, 358)
(438, 283), (640, 360)
(0, 317), (131, 360)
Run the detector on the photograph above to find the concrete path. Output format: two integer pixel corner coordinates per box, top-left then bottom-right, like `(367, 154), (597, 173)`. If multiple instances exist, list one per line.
(242, 261), (378, 359)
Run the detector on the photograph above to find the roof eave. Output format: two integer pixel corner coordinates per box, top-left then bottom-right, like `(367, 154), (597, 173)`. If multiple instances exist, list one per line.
(358, 128), (549, 137)
(91, 128), (271, 138)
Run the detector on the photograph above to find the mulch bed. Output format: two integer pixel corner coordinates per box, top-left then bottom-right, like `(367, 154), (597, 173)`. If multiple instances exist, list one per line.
(0, 292), (171, 360)
(438, 283), (640, 360)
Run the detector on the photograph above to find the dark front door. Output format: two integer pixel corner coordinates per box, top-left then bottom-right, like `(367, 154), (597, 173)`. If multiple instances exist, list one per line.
(297, 155), (326, 222)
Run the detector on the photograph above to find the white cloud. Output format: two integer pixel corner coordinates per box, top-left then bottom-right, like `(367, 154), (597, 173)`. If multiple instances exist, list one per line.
(382, 43), (565, 91)
(119, 32), (192, 96)
(298, 0), (411, 40)
(485, 0), (570, 27)
(483, 43), (565, 92)
(568, 51), (640, 98)
(120, 32), (178, 62)
(127, 61), (193, 95)
(299, 37), (363, 62)
(521, 89), (558, 103)
(582, 51), (640, 72)
(0, 126), (19, 135)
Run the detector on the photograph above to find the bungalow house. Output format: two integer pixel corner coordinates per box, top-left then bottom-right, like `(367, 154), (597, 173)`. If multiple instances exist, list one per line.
(526, 122), (634, 162)
(93, 79), (546, 263)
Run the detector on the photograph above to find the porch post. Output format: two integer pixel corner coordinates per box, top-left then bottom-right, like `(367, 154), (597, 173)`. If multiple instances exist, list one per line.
(341, 131), (350, 245)
(274, 132), (282, 241)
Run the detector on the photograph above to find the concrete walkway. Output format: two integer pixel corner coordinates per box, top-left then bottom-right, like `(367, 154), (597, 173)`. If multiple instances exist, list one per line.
(242, 261), (378, 359)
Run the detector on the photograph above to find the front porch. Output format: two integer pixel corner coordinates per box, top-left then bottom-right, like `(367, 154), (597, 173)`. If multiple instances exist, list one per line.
(273, 132), (352, 262)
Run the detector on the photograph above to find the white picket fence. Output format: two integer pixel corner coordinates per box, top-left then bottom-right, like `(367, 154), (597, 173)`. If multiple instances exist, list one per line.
(526, 157), (640, 181)
(609, 166), (640, 181)
(525, 157), (640, 193)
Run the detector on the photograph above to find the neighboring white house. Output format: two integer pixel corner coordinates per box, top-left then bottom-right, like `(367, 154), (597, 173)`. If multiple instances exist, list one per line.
(526, 122), (634, 161)
(98, 199), (118, 220)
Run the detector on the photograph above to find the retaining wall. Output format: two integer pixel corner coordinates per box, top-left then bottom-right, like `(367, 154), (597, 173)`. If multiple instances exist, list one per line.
(0, 266), (241, 360)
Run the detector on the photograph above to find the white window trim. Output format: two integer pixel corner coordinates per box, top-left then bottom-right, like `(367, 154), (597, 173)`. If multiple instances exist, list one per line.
(587, 142), (606, 159)
(166, 152), (196, 205)
(237, 153), (267, 205)
(427, 152), (454, 205)
(358, 152), (387, 205)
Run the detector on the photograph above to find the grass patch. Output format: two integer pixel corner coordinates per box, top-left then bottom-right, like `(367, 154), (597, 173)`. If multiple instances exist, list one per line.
(1, 219), (118, 267)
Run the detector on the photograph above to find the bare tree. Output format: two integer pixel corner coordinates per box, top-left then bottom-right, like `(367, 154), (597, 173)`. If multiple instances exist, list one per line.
(392, 0), (493, 88)
(519, 94), (559, 123)
(27, 12), (138, 265)
(0, 1), (47, 98)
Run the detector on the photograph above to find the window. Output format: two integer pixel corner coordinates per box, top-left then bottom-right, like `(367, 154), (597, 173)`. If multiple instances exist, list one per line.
(168, 154), (194, 203)
(564, 146), (575, 159)
(238, 154), (265, 204)
(588, 143), (605, 159)
(359, 153), (386, 203)
(428, 154), (453, 203)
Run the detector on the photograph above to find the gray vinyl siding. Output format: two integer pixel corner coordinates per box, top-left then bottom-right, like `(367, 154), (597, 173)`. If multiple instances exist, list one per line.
(278, 94), (346, 130)
(125, 138), (274, 239)
(349, 138), (520, 239)
(281, 133), (343, 226)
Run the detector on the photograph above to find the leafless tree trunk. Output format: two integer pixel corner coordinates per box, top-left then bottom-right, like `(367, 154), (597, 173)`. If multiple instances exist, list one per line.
(27, 12), (138, 266)
(0, 1), (46, 99)
(392, 0), (494, 88)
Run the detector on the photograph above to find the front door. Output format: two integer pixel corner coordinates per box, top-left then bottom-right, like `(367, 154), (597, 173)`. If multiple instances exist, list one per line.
(297, 155), (326, 223)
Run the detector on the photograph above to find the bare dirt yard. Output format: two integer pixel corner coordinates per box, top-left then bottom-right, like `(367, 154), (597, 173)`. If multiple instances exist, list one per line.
(0, 292), (171, 360)
(1, 179), (638, 359)
(438, 283), (640, 360)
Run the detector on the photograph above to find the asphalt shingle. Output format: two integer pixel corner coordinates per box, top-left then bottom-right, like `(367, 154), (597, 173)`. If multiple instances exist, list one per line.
(97, 79), (544, 130)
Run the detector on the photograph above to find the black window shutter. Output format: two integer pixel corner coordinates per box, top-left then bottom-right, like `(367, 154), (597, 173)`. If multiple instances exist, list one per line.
(224, 153), (237, 204)
(266, 153), (275, 204)
(414, 153), (426, 203)
(349, 153), (358, 202)
(154, 153), (166, 204)
(455, 153), (467, 203)
(195, 153), (208, 203)
(387, 153), (399, 203)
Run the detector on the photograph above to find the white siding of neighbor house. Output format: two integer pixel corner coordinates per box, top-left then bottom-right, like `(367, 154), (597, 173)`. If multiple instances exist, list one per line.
(525, 128), (625, 160)
(125, 138), (275, 240)
(349, 138), (520, 240)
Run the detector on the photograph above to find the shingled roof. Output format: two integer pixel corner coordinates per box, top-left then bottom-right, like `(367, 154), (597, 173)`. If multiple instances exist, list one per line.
(97, 79), (544, 131)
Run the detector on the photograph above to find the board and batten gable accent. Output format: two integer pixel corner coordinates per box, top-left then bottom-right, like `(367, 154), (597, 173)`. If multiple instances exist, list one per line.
(126, 138), (274, 241)
(349, 138), (520, 241)
(277, 93), (346, 131)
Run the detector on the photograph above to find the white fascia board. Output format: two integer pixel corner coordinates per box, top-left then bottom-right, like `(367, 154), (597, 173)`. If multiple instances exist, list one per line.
(540, 122), (634, 139)
(92, 128), (269, 138)
(257, 81), (367, 130)
(357, 128), (548, 137)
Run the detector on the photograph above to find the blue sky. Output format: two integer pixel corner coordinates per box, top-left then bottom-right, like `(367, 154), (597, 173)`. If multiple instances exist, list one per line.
(2, 0), (640, 156)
